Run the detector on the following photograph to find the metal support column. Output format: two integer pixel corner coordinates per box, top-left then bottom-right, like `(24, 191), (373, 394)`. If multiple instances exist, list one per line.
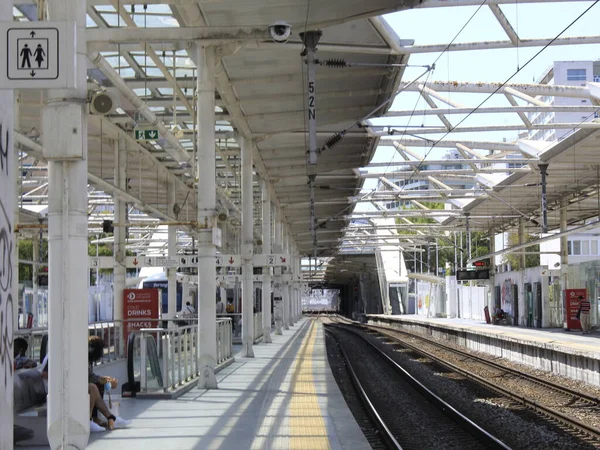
(539, 164), (549, 233)
(44, 0), (90, 447)
(465, 213), (472, 261)
(261, 180), (272, 343)
(282, 226), (290, 330)
(241, 135), (254, 357)
(301, 30), (322, 261)
(167, 180), (177, 322)
(0, 0), (14, 444)
(518, 219), (526, 270)
(32, 231), (40, 327)
(273, 209), (283, 335)
(560, 199), (568, 285)
(196, 44), (217, 388)
(113, 138), (127, 342)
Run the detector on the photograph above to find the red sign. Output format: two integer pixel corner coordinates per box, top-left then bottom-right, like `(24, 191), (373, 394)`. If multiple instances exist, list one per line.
(473, 261), (487, 267)
(123, 288), (160, 352)
(564, 288), (586, 331)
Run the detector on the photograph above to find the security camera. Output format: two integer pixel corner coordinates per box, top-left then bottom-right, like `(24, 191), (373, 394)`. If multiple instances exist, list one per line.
(268, 21), (292, 43)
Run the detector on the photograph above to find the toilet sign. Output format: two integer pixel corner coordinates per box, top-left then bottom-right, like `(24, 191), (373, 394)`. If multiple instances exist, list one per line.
(0, 21), (76, 89)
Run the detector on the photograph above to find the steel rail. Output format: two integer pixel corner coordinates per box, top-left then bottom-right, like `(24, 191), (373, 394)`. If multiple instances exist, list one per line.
(325, 327), (402, 450)
(327, 323), (512, 450)
(368, 323), (600, 406)
(362, 322), (600, 442)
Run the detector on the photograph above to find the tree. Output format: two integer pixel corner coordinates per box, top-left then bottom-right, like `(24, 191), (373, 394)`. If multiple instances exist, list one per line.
(501, 232), (540, 270)
(18, 238), (48, 283)
(396, 202), (491, 275)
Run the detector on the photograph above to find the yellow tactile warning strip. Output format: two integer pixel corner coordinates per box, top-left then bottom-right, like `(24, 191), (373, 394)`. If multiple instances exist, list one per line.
(288, 320), (331, 450)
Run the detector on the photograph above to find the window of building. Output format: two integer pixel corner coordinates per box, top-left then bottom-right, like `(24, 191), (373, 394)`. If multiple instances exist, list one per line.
(567, 69), (587, 81)
(567, 241), (572, 255)
(593, 240), (599, 255)
(572, 240), (582, 255)
(582, 240), (590, 255)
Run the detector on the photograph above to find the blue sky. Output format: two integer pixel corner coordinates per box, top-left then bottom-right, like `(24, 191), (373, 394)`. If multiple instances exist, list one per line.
(358, 0), (600, 200)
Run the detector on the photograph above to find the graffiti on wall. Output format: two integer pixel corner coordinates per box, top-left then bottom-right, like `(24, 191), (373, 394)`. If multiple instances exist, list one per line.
(0, 104), (15, 450)
(501, 278), (513, 315)
(0, 122), (13, 391)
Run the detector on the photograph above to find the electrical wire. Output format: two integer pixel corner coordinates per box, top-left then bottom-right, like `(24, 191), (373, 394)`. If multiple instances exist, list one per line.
(398, 0), (600, 193)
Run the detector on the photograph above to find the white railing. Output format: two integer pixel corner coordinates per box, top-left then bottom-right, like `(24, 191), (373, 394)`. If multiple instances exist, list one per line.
(14, 319), (124, 362)
(216, 318), (233, 365)
(253, 313), (263, 341)
(139, 318), (233, 393)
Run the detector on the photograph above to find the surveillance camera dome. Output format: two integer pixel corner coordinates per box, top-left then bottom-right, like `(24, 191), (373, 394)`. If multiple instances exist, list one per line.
(268, 21), (292, 43)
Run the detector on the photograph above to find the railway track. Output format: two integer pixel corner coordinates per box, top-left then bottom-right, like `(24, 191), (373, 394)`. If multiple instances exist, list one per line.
(325, 323), (511, 450)
(343, 318), (600, 445)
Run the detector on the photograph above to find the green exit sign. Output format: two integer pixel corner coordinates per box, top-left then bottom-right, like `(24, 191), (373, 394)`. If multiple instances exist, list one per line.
(135, 129), (159, 141)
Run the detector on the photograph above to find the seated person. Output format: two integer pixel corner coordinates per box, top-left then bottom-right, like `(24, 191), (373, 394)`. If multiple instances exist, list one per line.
(88, 336), (131, 431)
(493, 308), (505, 324)
(14, 337), (37, 370)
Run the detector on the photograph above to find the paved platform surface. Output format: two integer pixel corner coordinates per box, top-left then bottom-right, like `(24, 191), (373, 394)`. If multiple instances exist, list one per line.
(368, 314), (600, 357)
(18, 317), (370, 449)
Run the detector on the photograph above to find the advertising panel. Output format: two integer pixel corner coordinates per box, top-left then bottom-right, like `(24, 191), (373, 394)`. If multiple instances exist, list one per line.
(564, 288), (586, 331)
(123, 288), (160, 352)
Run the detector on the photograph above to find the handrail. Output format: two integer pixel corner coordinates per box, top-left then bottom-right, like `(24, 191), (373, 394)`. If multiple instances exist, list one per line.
(135, 318), (233, 393)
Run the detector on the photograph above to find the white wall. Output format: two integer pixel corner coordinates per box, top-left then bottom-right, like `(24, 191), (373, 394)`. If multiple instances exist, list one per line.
(456, 285), (488, 321)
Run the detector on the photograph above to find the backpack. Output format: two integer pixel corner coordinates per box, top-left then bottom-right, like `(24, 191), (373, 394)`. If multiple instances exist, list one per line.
(226, 303), (234, 313)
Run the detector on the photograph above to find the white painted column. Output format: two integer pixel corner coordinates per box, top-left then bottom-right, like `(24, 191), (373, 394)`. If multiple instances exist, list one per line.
(297, 254), (303, 319)
(241, 136), (254, 357)
(113, 138), (127, 346)
(44, 0), (89, 447)
(261, 180), (272, 343)
(294, 247), (301, 321)
(196, 45), (217, 388)
(273, 209), (283, 335)
(12, 93), (21, 331)
(0, 0), (14, 444)
(167, 180), (177, 322)
(282, 226), (290, 329)
(32, 231), (40, 326)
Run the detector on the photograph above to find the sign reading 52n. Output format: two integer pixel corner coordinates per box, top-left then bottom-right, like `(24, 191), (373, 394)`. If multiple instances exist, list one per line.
(0, 21), (76, 90)
(308, 81), (315, 120)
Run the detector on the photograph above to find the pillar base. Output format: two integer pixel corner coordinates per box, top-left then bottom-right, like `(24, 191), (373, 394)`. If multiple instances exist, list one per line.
(242, 343), (255, 358)
(263, 328), (272, 343)
(48, 416), (88, 450)
(197, 365), (217, 389)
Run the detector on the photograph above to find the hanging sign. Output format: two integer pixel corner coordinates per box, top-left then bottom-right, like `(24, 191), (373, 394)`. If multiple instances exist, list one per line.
(0, 21), (76, 89)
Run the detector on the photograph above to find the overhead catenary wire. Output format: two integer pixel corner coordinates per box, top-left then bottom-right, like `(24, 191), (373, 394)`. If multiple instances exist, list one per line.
(398, 0), (600, 194)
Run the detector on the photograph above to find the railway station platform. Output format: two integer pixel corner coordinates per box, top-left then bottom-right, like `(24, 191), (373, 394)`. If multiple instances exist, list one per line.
(367, 314), (600, 386)
(17, 318), (370, 450)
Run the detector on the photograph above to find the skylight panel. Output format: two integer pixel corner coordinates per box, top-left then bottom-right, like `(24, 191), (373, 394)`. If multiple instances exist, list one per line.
(168, 69), (194, 77)
(157, 88), (174, 96)
(86, 14), (98, 28)
(133, 88), (152, 98)
(144, 67), (164, 77)
(133, 55), (157, 67)
(100, 13), (127, 27)
(133, 15), (180, 28)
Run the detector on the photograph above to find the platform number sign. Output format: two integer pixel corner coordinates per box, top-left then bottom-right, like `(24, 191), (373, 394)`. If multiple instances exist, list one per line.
(308, 81), (315, 120)
(268, 255), (275, 265)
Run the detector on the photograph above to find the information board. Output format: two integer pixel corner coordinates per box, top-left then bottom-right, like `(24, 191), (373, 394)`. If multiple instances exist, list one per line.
(123, 288), (160, 351)
(564, 288), (586, 331)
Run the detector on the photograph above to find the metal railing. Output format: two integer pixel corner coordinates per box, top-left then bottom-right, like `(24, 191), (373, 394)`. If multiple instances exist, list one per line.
(138, 317), (233, 393)
(14, 320), (123, 362)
